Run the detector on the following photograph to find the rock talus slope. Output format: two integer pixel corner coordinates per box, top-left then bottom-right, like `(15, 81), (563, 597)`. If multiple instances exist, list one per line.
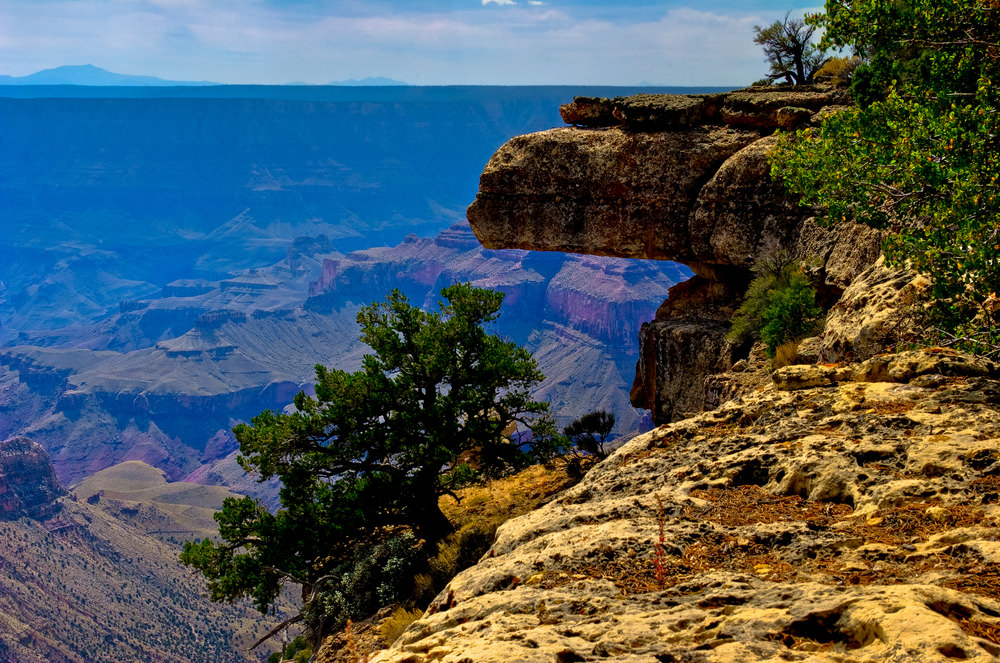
(374, 349), (1000, 662)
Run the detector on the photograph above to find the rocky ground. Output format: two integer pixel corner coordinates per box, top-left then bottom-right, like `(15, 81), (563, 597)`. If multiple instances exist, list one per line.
(370, 347), (1000, 662)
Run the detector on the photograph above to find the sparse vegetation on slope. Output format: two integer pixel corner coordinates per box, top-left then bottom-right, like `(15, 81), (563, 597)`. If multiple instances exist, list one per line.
(0, 489), (270, 662)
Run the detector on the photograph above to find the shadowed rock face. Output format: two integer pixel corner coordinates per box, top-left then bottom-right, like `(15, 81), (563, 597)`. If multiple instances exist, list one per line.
(0, 437), (64, 520)
(467, 87), (880, 423)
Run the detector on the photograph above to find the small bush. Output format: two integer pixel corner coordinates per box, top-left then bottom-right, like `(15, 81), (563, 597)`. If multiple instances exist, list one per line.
(380, 606), (424, 644)
(563, 410), (615, 461)
(304, 533), (423, 634)
(729, 252), (822, 358)
(759, 273), (823, 355)
(428, 520), (497, 587)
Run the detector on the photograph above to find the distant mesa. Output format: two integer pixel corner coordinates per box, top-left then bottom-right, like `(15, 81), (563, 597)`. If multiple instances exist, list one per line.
(327, 76), (409, 86)
(0, 64), (216, 86)
(0, 437), (65, 520)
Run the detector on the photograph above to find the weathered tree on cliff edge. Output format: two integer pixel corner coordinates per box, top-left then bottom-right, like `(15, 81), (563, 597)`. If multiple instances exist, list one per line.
(754, 11), (829, 85)
(181, 284), (553, 626)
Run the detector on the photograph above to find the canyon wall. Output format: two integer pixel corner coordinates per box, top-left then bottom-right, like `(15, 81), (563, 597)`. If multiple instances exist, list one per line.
(0, 437), (63, 520)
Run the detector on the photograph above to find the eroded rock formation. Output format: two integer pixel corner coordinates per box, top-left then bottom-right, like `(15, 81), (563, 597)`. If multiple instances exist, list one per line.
(340, 90), (1000, 663)
(468, 87), (882, 422)
(372, 349), (1000, 662)
(0, 437), (64, 520)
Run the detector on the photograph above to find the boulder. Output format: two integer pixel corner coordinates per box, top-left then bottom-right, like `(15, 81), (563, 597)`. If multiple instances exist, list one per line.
(558, 96), (618, 127)
(611, 93), (715, 130)
(820, 257), (932, 362)
(719, 86), (849, 129)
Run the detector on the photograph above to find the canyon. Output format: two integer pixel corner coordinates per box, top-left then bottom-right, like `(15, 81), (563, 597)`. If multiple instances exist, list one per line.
(360, 88), (1000, 661)
(0, 86), (700, 661)
(0, 87), (699, 492)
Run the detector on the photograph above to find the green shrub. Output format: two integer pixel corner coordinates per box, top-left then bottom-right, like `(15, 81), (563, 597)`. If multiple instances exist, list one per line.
(760, 273), (823, 355)
(563, 410), (615, 461)
(729, 254), (822, 358)
(304, 533), (423, 634)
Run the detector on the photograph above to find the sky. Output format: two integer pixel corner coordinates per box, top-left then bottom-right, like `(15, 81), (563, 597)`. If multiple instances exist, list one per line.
(0, 0), (823, 86)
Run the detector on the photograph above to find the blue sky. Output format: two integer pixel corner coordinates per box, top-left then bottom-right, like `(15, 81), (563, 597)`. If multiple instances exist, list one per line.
(0, 0), (822, 85)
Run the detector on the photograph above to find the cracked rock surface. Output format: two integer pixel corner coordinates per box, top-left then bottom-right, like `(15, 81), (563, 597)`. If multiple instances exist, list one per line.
(373, 349), (1000, 662)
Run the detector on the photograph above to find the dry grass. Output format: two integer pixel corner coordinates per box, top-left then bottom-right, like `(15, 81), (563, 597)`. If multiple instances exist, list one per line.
(684, 485), (852, 527)
(439, 463), (576, 530)
(430, 463), (576, 590)
(537, 485), (1000, 613)
(772, 340), (801, 369)
(379, 606), (424, 645)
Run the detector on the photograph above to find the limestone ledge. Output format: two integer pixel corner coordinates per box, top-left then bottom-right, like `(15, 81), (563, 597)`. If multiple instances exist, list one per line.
(373, 349), (1000, 663)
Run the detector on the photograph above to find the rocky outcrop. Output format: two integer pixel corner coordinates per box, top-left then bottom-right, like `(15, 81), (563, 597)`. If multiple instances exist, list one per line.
(468, 125), (763, 276)
(818, 257), (932, 363)
(372, 349), (1000, 662)
(0, 437), (63, 520)
(468, 87), (879, 423)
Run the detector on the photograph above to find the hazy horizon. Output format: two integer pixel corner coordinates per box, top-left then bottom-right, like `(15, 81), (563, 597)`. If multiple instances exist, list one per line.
(1, 1), (822, 87)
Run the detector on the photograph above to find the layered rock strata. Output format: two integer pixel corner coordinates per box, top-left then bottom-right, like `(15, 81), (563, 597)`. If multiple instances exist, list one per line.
(467, 87), (881, 422)
(372, 349), (1000, 662)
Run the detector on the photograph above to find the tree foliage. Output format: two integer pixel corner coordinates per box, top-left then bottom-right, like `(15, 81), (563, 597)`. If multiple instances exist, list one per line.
(181, 284), (553, 623)
(770, 0), (1000, 356)
(563, 410), (616, 461)
(753, 12), (829, 85)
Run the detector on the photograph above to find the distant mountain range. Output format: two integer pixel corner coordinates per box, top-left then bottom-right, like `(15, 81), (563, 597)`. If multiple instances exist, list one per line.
(0, 64), (216, 86)
(328, 76), (409, 86)
(0, 64), (410, 86)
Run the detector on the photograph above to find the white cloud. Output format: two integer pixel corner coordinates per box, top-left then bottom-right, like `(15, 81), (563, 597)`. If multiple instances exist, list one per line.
(528, 1), (546, 5)
(0, 0), (812, 85)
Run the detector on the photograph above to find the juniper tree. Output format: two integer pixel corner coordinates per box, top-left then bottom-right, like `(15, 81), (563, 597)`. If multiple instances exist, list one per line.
(181, 284), (554, 626)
